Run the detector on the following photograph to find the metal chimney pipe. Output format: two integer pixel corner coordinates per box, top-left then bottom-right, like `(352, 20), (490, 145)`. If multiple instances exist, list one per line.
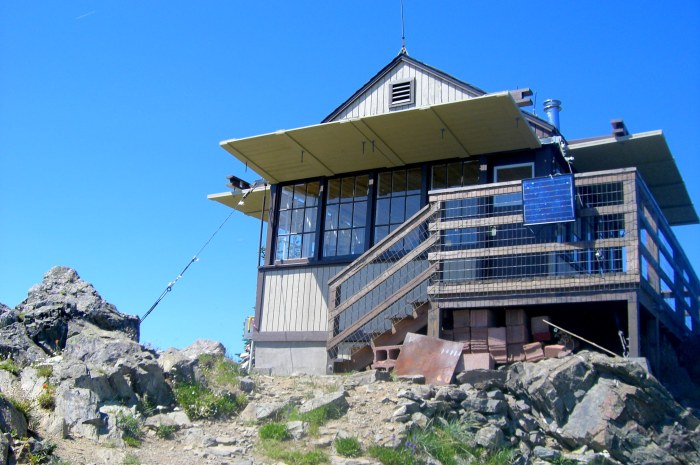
(543, 99), (562, 130)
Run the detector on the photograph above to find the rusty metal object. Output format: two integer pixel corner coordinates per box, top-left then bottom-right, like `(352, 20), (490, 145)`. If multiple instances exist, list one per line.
(394, 332), (463, 385)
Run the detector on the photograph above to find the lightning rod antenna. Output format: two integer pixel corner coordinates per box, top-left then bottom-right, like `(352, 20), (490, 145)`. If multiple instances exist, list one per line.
(400, 0), (408, 55)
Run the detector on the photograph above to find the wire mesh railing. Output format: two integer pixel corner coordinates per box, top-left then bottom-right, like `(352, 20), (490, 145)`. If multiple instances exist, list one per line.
(327, 203), (440, 361)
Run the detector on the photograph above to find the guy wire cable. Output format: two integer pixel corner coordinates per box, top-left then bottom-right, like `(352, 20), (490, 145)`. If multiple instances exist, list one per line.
(140, 210), (236, 322)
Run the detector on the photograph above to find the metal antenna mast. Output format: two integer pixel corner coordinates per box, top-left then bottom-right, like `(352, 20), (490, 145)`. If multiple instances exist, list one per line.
(400, 0), (408, 55)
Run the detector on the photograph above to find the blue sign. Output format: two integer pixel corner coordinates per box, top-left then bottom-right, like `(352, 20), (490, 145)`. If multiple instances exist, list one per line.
(522, 174), (576, 226)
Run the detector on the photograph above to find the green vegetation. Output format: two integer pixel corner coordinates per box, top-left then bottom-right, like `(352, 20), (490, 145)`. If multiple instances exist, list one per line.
(35, 365), (53, 379)
(116, 412), (143, 447)
(551, 458), (579, 465)
(36, 383), (56, 410)
(172, 382), (245, 420)
(334, 436), (362, 457)
(368, 422), (514, 465)
(258, 421), (290, 441)
(155, 424), (179, 440)
(368, 445), (421, 465)
(171, 354), (247, 421)
(285, 404), (343, 436)
(198, 353), (241, 387)
(0, 357), (21, 375)
(259, 439), (328, 465)
(122, 453), (141, 465)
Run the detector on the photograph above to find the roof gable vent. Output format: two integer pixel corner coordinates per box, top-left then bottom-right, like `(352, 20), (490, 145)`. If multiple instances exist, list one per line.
(389, 78), (415, 107)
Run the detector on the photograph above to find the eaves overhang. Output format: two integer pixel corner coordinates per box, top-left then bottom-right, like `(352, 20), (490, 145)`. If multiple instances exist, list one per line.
(219, 93), (541, 185)
(569, 130), (698, 226)
(208, 184), (271, 221)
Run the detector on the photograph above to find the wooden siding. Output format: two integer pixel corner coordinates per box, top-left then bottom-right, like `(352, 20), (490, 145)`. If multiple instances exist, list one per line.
(331, 62), (477, 121)
(259, 265), (344, 333)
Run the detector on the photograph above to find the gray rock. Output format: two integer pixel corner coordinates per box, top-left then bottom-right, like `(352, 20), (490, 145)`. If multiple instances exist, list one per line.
(144, 411), (192, 429)
(0, 303), (18, 329)
(0, 395), (28, 437)
(435, 386), (467, 403)
(533, 446), (561, 460)
(55, 386), (100, 439)
(299, 390), (349, 415)
(392, 401), (421, 418)
(474, 426), (504, 450)
(397, 389), (422, 402)
(239, 377), (255, 393)
(17, 267), (139, 345)
(461, 398), (507, 415)
(411, 412), (430, 429)
(0, 322), (48, 365)
(0, 433), (8, 465)
(286, 420), (308, 440)
(342, 370), (391, 388)
(395, 374), (425, 384)
(246, 400), (293, 422)
(456, 369), (506, 390)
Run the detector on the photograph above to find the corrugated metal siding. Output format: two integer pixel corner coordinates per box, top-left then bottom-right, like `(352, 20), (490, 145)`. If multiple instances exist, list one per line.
(333, 63), (475, 120)
(260, 265), (345, 332)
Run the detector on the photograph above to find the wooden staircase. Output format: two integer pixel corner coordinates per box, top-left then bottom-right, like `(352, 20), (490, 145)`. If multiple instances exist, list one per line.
(336, 302), (430, 372)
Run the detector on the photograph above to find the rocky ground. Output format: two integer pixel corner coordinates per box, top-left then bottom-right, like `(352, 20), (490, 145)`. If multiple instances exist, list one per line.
(2, 267), (700, 465)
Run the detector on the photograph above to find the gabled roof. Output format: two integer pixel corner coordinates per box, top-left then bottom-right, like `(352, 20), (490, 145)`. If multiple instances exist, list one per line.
(322, 53), (487, 123)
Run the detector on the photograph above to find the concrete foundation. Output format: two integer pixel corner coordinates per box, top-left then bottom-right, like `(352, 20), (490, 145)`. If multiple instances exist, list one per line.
(254, 341), (329, 375)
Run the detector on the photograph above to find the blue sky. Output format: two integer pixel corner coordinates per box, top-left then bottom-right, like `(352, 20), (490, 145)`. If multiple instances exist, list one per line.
(2, 2), (699, 358)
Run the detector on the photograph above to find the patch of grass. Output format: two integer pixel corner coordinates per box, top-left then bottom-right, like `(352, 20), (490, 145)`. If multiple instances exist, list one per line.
(286, 404), (343, 436)
(172, 381), (245, 420)
(259, 422), (290, 440)
(198, 353), (241, 387)
(116, 412), (143, 447)
(155, 424), (179, 440)
(368, 445), (421, 465)
(259, 439), (328, 465)
(408, 422), (475, 465)
(551, 458), (579, 465)
(122, 453), (141, 465)
(0, 357), (21, 375)
(7, 396), (34, 428)
(35, 365), (53, 379)
(482, 448), (515, 465)
(334, 436), (362, 457)
(136, 393), (157, 417)
(26, 441), (58, 465)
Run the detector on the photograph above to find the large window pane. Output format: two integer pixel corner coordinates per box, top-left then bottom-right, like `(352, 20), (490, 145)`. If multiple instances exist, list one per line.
(374, 167), (425, 250)
(323, 174), (370, 257)
(275, 181), (320, 261)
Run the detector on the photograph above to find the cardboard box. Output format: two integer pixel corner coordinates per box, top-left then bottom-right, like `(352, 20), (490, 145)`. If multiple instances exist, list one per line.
(452, 309), (471, 328)
(505, 309), (527, 326)
(471, 309), (496, 328)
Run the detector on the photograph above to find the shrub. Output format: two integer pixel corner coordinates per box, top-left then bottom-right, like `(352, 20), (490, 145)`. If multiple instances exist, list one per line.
(334, 436), (362, 457)
(116, 412), (143, 447)
(198, 353), (241, 387)
(35, 365), (53, 379)
(172, 381), (245, 420)
(123, 453), (141, 465)
(0, 358), (21, 375)
(155, 424), (178, 440)
(259, 422), (290, 441)
(36, 383), (56, 410)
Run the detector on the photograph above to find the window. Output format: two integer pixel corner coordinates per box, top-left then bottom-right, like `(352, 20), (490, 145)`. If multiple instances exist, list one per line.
(275, 181), (320, 261)
(493, 162), (534, 211)
(431, 160), (479, 189)
(374, 167), (422, 249)
(323, 175), (369, 257)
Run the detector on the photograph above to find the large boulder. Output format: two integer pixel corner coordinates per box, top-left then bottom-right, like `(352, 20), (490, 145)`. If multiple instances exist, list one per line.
(0, 303), (18, 329)
(0, 322), (48, 365)
(158, 339), (226, 384)
(16, 267), (140, 350)
(0, 395), (28, 438)
(61, 323), (172, 407)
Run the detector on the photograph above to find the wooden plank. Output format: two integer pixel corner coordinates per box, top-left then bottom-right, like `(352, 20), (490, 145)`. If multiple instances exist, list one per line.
(328, 263), (438, 350)
(428, 237), (629, 261)
(329, 202), (438, 289)
(430, 214), (522, 231)
(429, 273), (639, 296)
(330, 235), (437, 318)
